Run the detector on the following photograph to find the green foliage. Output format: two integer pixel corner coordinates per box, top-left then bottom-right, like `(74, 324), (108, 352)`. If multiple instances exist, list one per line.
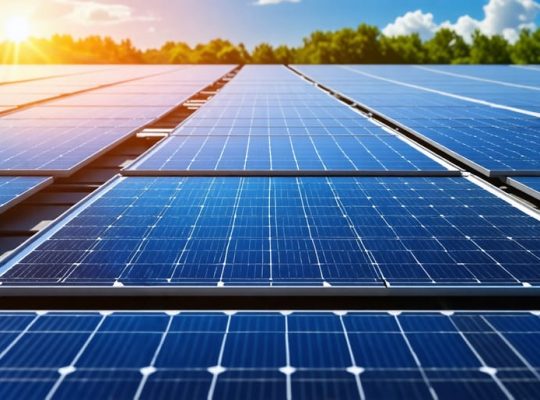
(511, 29), (540, 64)
(380, 33), (426, 63)
(424, 29), (469, 64)
(251, 43), (277, 63)
(468, 31), (511, 64)
(1, 25), (538, 64)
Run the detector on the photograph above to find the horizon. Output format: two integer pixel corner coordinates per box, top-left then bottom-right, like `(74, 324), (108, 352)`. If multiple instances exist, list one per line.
(1, 0), (539, 49)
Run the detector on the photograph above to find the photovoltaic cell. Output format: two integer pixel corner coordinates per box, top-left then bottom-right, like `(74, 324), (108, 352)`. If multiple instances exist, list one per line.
(0, 177), (52, 213)
(0, 311), (538, 400)
(2, 176), (539, 288)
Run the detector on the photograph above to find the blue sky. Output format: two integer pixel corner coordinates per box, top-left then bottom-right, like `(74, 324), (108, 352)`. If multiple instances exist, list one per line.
(1, 0), (539, 48)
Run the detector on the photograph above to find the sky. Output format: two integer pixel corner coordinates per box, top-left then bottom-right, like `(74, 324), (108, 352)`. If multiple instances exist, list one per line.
(0, 0), (539, 48)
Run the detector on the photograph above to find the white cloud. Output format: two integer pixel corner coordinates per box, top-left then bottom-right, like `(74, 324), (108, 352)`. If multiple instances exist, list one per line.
(382, 10), (438, 40)
(57, 0), (158, 25)
(254, 0), (300, 5)
(383, 0), (540, 43)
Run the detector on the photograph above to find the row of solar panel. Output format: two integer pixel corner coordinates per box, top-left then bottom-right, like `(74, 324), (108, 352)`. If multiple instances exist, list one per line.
(291, 65), (540, 199)
(0, 311), (538, 400)
(0, 66), (177, 112)
(0, 65), (112, 84)
(1, 176), (538, 287)
(0, 65), (233, 112)
(128, 66), (455, 176)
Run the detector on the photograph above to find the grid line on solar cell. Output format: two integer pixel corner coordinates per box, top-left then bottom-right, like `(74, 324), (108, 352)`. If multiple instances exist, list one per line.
(0, 311), (538, 400)
(1, 176), (539, 288)
(0, 177), (52, 213)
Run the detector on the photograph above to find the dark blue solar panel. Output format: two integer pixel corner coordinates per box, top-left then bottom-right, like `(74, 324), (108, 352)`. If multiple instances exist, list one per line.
(2, 176), (539, 287)
(0, 177), (52, 213)
(0, 311), (538, 400)
(293, 65), (540, 177)
(128, 135), (449, 173)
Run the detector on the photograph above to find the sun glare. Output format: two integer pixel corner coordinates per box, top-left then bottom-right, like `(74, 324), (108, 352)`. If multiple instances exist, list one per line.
(4, 16), (30, 43)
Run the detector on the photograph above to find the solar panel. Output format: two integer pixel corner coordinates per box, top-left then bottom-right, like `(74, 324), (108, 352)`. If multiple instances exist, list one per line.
(506, 177), (540, 201)
(348, 65), (540, 113)
(127, 135), (452, 175)
(0, 66), (234, 176)
(292, 65), (540, 177)
(1, 176), (539, 288)
(0, 177), (52, 213)
(0, 124), (147, 175)
(0, 310), (538, 399)
(0, 66), (180, 112)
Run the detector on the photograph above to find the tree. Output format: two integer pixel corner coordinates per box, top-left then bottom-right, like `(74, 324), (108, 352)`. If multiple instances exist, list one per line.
(251, 43), (276, 63)
(217, 45), (244, 64)
(468, 31), (511, 64)
(1, 24), (534, 65)
(296, 30), (334, 63)
(511, 28), (540, 64)
(380, 34), (426, 63)
(274, 45), (294, 64)
(425, 28), (469, 64)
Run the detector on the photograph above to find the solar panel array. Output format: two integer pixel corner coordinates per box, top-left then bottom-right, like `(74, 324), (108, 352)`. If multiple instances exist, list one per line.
(2, 66), (539, 290)
(0, 64), (539, 398)
(0, 311), (539, 400)
(0, 66), (233, 176)
(292, 65), (540, 179)
(0, 177), (52, 213)
(128, 66), (453, 175)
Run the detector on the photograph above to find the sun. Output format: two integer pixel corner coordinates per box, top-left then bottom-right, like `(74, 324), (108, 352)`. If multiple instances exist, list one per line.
(4, 16), (31, 43)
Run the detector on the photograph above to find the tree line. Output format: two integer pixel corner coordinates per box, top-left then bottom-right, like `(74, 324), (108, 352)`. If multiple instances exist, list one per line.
(2, 24), (539, 64)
